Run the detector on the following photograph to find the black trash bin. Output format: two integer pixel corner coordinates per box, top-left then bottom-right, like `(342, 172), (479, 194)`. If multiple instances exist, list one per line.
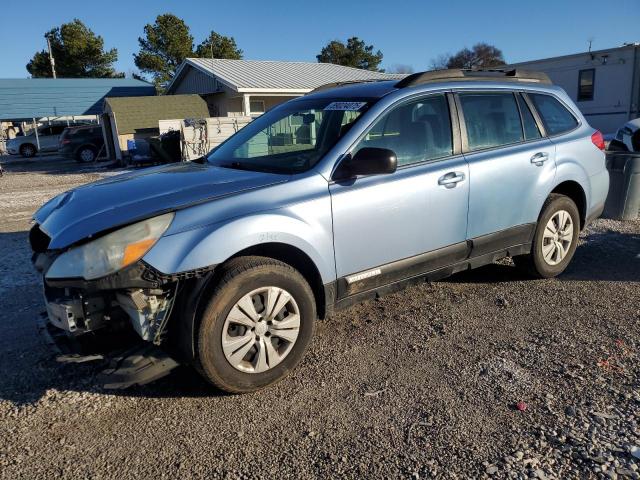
(603, 152), (640, 220)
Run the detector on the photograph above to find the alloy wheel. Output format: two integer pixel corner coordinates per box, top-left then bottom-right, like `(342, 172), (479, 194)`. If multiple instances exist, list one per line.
(79, 148), (95, 162)
(221, 286), (301, 373)
(542, 210), (574, 266)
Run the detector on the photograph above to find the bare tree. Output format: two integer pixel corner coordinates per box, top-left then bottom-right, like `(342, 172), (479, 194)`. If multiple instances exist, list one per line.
(428, 54), (451, 71)
(387, 64), (414, 74)
(429, 43), (506, 71)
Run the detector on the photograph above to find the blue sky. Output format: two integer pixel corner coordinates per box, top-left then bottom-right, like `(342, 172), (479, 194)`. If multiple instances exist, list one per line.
(1, 0), (638, 78)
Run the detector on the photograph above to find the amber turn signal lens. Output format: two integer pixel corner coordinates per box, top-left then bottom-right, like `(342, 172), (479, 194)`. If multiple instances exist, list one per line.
(122, 238), (156, 267)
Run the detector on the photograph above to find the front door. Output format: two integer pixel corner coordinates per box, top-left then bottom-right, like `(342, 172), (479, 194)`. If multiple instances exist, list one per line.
(457, 91), (557, 243)
(39, 126), (64, 152)
(330, 93), (470, 298)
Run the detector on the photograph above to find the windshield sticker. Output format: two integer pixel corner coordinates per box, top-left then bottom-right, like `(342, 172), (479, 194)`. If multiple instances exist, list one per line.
(324, 101), (367, 111)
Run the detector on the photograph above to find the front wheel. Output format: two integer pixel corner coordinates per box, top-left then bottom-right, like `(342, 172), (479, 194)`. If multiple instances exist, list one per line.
(514, 194), (580, 278)
(196, 256), (316, 393)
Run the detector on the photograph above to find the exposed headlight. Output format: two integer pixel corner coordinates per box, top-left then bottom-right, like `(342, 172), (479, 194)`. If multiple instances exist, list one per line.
(46, 213), (174, 280)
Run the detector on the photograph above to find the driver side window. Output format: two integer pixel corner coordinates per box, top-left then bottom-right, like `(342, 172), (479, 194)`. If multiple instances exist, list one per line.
(353, 94), (453, 167)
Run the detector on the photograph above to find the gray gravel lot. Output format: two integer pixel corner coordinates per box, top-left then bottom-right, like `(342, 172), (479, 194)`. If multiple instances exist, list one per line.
(0, 156), (638, 479)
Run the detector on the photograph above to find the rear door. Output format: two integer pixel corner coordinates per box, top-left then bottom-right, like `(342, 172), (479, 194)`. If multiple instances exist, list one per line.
(330, 93), (470, 299)
(457, 91), (556, 250)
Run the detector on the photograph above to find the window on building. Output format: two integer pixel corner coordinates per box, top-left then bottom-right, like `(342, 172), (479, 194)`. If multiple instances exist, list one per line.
(250, 100), (265, 115)
(578, 69), (595, 101)
(458, 92), (523, 151)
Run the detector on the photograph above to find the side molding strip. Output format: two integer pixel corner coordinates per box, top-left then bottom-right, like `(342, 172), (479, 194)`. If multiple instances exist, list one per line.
(335, 223), (536, 301)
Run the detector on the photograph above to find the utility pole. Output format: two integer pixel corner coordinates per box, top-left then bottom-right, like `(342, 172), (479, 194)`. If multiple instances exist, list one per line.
(46, 34), (57, 78)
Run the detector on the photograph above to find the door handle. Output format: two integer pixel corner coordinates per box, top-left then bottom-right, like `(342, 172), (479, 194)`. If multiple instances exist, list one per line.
(438, 171), (465, 188)
(530, 152), (549, 166)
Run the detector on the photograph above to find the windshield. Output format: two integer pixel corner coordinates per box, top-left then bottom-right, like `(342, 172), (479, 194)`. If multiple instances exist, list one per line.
(207, 98), (373, 173)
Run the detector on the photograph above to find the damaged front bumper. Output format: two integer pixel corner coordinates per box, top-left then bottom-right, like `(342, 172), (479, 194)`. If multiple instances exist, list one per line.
(39, 258), (179, 345)
(30, 221), (216, 387)
(33, 250), (186, 388)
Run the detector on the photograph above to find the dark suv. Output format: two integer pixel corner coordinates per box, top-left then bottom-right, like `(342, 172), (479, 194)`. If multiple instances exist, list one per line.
(59, 125), (105, 162)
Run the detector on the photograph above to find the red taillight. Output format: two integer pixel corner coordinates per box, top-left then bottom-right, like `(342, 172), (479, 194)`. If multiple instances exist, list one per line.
(591, 130), (605, 151)
(61, 139), (71, 145)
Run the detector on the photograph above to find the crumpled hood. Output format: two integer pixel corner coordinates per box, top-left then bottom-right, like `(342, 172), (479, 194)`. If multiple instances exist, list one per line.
(35, 162), (289, 249)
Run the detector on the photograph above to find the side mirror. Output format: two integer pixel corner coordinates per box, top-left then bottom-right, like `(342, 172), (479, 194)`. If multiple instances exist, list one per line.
(333, 147), (397, 180)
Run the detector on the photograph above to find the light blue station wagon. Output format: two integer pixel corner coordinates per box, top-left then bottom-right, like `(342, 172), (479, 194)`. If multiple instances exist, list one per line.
(31, 69), (609, 392)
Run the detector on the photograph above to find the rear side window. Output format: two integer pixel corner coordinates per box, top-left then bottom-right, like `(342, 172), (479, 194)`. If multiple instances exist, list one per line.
(528, 93), (578, 135)
(516, 94), (542, 140)
(459, 92), (523, 151)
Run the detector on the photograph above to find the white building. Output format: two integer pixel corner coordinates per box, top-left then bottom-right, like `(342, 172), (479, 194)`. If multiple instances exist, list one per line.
(166, 58), (403, 117)
(509, 43), (640, 134)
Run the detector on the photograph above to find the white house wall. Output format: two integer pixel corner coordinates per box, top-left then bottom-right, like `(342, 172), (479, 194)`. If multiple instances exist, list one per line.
(169, 65), (303, 117)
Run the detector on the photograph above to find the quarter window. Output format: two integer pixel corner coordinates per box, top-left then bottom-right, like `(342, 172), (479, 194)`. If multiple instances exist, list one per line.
(578, 69), (595, 101)
(459, 92), (523, 151)
(517, 94), (542, 140)
(353, 94), (453, 167)
(529, 93), (578, 135)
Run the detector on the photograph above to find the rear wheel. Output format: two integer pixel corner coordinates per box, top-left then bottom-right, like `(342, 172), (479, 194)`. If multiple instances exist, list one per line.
(514, 194), (580, 278)
(20, 144), (36, 158)
(196, 256), (316, 393)
(76, 146), (97, 163)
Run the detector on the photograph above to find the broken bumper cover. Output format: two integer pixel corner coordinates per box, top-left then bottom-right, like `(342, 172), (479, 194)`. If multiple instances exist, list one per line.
(38, 258), (179, 342)
(40, 316), (180, 389)
(35, 258), (185, 388)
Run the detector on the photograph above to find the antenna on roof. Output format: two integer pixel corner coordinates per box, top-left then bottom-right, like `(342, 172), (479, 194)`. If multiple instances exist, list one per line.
(588, 37), (594, 52)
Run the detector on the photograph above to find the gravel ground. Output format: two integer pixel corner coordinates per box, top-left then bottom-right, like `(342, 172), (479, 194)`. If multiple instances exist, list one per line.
(0, 156), (638, 479)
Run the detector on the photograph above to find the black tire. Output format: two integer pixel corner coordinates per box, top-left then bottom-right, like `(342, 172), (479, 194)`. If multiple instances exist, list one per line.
(514, 194), (580, 278)
(196, 256), (316, 393)
(20, 144), (36, 158)
(76, 146), (97, 163)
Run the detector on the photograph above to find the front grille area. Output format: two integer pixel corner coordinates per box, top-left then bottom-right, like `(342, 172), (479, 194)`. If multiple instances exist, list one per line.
(29, 224), (51, 253)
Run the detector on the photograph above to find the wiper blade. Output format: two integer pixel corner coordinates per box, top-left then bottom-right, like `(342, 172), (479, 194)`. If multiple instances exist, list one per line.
(218, 161), (256, 171)
(218, 161), (280, 173)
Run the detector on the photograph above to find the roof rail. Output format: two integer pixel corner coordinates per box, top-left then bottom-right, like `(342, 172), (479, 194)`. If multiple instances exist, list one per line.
(309, 78), (391, 94)
(395, 69), (552, 88)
